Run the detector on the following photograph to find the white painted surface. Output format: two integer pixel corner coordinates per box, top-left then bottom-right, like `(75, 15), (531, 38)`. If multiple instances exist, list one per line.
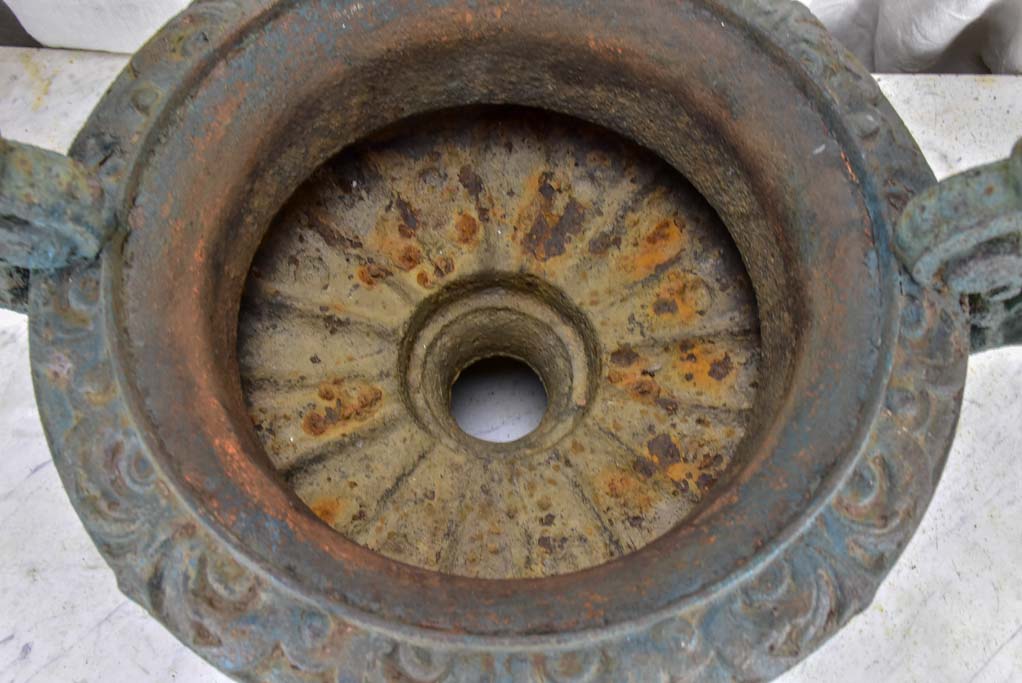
(8, 1), (1021, 73)
(877, 74), (1022, 181)
(0, 49), (125, 149)
(804, 0), (1022, 73)
(5, 0), (189, 54)
(0, 48), (1020, 682)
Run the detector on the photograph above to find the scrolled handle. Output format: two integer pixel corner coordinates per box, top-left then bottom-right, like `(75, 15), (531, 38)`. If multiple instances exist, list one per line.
(895, 139), (1022, 352)
(0, 137), (114, 312)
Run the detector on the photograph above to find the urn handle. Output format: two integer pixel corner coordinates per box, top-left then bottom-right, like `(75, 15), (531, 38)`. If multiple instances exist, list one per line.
(896, 139), (1022, 352)
(0, 137), (114, 312)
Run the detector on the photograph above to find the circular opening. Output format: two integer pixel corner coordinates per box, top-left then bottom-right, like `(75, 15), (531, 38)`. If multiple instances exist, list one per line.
(449, 356), (549, 443)
(399, 272), (599, 459)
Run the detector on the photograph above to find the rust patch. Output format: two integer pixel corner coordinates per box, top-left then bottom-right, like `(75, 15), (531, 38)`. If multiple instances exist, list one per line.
(595, 468), (654, 513)
(651, 272), (710, 321)
(708, 353), (734, 381)
(356, 262), (392, 287)
(840, 150), (860, 185)
(588, 229), (622, 255)
(396, 244), (422, 270)
(302, 382), (384, 437)
(455, 213), (480, 245)
(673, 342), (742, 397)
(653, 298), (678, 314)
(656, 397), (679, 415)
(310, 497), (351, 526)
(537, 171), (557, 201)
(607, 360), (666, 405)
(537, 536), (568, 553)
(432, 255), (455, 277)
(610, 346), (639, 366)
(622, 218), (686, 281)
(458, 165), (484, 199)
(632, 457), (656, 478)
(394, 196), (419, 237)
(647, 433), (681, 463)
(522, 198), (587, 261)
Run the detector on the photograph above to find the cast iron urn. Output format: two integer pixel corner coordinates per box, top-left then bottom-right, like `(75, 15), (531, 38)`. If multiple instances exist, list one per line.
(1, 0), (1020, 681)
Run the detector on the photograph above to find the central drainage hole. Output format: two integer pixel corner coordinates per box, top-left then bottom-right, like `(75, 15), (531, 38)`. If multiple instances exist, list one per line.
(450, 357), (548, 443)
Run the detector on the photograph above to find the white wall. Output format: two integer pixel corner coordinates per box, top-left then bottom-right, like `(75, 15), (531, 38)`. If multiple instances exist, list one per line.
(6, 0), (188, 54)
(6, 0), (1021, 73)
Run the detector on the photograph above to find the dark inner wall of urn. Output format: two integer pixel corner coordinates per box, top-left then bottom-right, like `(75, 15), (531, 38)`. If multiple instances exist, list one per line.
(236, 106), (763, 579)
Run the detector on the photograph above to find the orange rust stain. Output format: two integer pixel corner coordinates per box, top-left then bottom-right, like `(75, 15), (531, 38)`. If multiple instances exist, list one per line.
(638, 434), (728, 496)
(455, 213), (480, 245)
(672, 342), (739, 398)
(302, 412), (328, 436)
(433, 254), (455, 277)
(595, 468), (654, 513)
(521, 196), (587, 261)
(651, 272), (710, 322)
(414, 253), (456, 289)
(302, 382), (384, 437)
(310, 497), (351, 526)
(840, 151), (860, 185)
(366, 220), (424, 272)
(665, 462), (689, 482)
(664, 460), (710, 489)
(396, 244), (422, 270)
(510, 169), (571, 257)
(606, 354), (666, 406)
(416, 270), (434, 289)
(621, 218), (686, 282)
(356, 263), (392, 287)
(317, 380), (342, 401)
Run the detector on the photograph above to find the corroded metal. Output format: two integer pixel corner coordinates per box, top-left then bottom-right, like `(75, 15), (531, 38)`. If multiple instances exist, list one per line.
(0, 264), (28, 312)
(0, 138), (111, 269)
(239, 109), (760, 578)
(0, 0), (1018, 681)
(0, 137), (112, 310)
(897, 139), (1022, 350)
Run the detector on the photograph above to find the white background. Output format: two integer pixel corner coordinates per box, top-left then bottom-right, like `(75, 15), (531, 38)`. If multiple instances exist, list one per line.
(6, 0), (1022, 72)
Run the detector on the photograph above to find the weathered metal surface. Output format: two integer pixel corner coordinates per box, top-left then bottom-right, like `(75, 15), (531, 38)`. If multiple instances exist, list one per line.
(0, 137), (111, 269)
(2, 0), (1015, 681)
(0, 136), (112, 310)
(239, 109), (760, 578)
(0, 264), (28, 312)
(897, 139), (1022, 351)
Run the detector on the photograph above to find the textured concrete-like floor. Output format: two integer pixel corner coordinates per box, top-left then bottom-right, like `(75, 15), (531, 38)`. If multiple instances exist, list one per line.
(1, 47), (1021, 682)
